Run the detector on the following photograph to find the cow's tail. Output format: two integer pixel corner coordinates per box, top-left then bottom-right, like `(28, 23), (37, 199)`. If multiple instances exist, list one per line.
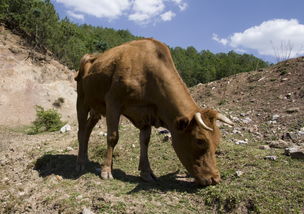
(74, 53), (98, 81)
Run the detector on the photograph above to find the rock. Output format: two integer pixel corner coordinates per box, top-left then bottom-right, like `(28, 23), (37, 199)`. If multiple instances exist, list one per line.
(284, 147), (304, 159)
(158, 128), (170, 135)
(281, 132), (297, 142)
(60, 124), (71, 133)
(235, 170), (244, 177)
(259, 145), (271, 150)
(272, 114), (280, 120)
(269, 140), (290, 149)
(66, 146), (73, 151)
(286, 107), (300, 114)
(264, 156), (277, 161)
(55, 175), (63, 181)
(98, 131), (107, 137)
(235, 139), (248, 145)
(82, 207), (95, 214)
(240, 113), (246, 117)
(286, 93), (292, 99)
(241, 117), (252, 124)
(232, 128), (242, 135)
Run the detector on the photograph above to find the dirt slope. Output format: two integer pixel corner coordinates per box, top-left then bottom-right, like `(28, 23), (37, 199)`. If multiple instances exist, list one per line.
(0, 26), (77, 126)
(191, 57), (304, 145)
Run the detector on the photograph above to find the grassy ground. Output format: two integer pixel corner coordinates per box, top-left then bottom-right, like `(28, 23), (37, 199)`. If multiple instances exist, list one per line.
(25, 123), (304, 214)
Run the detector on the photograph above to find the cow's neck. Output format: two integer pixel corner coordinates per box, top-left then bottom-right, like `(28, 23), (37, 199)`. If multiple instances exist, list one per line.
(154, 72), (199, 127)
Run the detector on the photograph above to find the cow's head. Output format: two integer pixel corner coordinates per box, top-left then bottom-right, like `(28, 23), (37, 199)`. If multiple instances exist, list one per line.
(172, 109), (233, 186)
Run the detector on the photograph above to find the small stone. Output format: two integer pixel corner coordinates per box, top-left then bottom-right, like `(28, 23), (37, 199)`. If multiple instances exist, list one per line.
(285, 147), (304, 159)
(259, 145), (271, 150)
(240, 113), (247, 117)
(55, 175), (63, 181)
(232, 129), (242, 134)
(60, 124), (71, 133)
(66, 146), (73, 151)
(286, 107), (300, 114)
(158, 128), (170, 135)
(98, 131), (107, 137)
(286, 93), (292, 99)
(264, 156), (277, 161)
(272, 114), (280, 120)
(241, 117), (252, 124)
(269, 140), (289, 149)
(19, 191), (26, 196)
(82, 207), (95, 214)
(235, 139), (248, 145)
(281, 132), (297, 142)
(235, 170), (244, 177)
(131, 144), (136, 148)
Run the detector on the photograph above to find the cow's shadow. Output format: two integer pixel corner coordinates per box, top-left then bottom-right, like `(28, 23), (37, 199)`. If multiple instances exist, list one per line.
(34, 154), (199, 193)
(34, 154), (100, 179)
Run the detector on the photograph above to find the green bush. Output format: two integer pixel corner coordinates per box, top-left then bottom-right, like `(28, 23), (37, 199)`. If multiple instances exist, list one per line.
(27, 105), (64, 134)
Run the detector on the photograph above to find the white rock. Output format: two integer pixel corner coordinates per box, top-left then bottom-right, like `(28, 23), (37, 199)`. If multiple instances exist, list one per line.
(235, 139), (248, 145)
(264, 156), (277, 161)
(98, 131), (107, 137)
(272, 114), (280, 120)
(82, 207), (95, 214)
(241, 117), (252, 124)
(66, 146), (73, 151)
(235, 170), (244, 177)
(232, 129), (242, 134)
(60, 124), (71, 133)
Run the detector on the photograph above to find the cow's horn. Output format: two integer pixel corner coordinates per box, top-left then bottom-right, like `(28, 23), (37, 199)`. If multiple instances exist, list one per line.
(195, 112), (213, 131)
(216, 113), (234, 126)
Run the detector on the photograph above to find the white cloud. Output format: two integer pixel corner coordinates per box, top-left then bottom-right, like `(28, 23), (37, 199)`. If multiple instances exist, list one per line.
(55, 0), (131, 19)
(55, 0), (188, 24)
(172, 0), (188, 11)
(129, 0), (165, 23)
(213, 19), (304, 58)
(212, 33), (228, 46)
(160, 11), (176, 21)
(66, 10), (84, 21)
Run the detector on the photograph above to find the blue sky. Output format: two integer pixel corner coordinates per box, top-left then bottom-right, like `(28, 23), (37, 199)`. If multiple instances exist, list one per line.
(51, 0), (304, 62)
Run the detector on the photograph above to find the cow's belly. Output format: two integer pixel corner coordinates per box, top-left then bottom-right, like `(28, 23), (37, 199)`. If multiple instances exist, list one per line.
(122, 104), (165, 129)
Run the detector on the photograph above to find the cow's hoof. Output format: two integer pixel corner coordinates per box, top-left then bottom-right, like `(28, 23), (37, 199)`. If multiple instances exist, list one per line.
(75, 163), (86, 172)
(140, 171), (157, 182)
(101, 171), (113, 179)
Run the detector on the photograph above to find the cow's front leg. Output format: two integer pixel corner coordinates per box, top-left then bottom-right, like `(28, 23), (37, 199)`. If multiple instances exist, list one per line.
(101, 99), (120, 179)
(138, 127), (157, 182)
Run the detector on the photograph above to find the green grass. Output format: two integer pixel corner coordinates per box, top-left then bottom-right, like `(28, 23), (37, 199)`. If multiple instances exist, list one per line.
(31, 124), (304, 213)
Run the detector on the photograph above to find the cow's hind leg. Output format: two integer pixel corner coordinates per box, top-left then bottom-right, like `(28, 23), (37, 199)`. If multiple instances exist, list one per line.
(139, 127), (157, 182)
(101, 99), (120, 179)
(76, 100), (99, 172)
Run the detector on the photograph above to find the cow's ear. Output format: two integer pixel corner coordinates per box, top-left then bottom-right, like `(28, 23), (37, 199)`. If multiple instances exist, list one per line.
(175, 116), (190, 131)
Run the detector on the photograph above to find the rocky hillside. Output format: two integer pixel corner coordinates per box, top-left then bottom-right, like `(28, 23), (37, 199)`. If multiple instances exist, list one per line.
(191, 57), (304, 147)
(0, 26), (76, 126)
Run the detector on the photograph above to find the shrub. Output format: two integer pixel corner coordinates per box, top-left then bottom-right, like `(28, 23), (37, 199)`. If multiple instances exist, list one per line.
(27, 105), (64, 134)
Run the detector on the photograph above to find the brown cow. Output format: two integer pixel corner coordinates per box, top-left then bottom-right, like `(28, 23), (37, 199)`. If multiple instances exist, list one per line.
(75, 39), (233, 186)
